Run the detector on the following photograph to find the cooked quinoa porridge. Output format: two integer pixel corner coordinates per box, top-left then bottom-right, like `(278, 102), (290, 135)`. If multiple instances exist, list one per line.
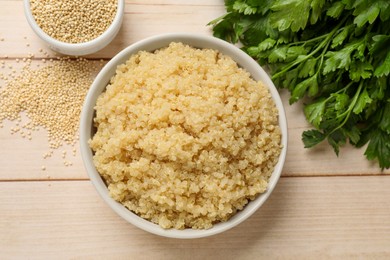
(89, 42), (282, 229)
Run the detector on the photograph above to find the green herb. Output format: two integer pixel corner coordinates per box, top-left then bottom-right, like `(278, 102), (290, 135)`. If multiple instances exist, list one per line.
(209, 0), (390, 169)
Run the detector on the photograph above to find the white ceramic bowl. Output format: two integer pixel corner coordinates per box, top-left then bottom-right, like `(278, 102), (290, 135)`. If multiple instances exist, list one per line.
(23, 0), (124, 56)
(80, 33), (288, 239)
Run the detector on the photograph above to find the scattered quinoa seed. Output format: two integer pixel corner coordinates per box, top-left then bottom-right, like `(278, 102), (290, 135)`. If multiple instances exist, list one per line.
(63, 160), (73, 167)
(0, 57), (101, 153)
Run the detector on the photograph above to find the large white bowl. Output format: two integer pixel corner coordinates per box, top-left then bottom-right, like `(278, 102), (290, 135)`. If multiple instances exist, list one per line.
(23, 0), (124, 56)
(80, 33), (288, 239)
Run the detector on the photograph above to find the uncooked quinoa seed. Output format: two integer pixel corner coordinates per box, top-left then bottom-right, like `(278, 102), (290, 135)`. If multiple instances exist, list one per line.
(0, 57), (101, 150)
(30, 0), (117, 43)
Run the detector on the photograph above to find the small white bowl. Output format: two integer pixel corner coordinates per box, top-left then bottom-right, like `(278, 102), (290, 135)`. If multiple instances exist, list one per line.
(23, 0), (124, 56)
(80, 33), (288, 239)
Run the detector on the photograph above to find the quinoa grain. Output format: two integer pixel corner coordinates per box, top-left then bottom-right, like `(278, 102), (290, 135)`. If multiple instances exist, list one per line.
(90, 43), (282, 229)
(30, 0), (118, 43)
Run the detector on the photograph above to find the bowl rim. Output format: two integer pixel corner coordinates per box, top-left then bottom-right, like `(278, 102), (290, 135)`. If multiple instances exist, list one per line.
(80, 33), (288, 239)
(23, 0), (125, 55)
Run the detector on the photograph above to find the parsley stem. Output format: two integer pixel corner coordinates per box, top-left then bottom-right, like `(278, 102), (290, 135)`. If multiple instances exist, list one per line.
(315, 34), (333, 78)
(207, 12), (230, 26)
(289, 34), (328, 46)
(271, 16), (348, 80)
(326, 81), (364, 136)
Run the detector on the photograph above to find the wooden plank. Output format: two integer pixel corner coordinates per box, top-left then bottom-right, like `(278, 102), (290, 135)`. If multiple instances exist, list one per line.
(125, 0), (223, 5)
(0, 177), (389, 259)
(0, 0), (388, 181)
(0, 88), (387, 181)
(1, 1), (389, 259)
(0, 1), (225, 59)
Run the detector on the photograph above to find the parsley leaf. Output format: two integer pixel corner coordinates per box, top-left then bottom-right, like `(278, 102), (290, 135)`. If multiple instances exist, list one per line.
(349, 61), (373, 81)
(310, 0), (326, 24)
(365, 129), (390, 170)
(232, 1), (259, 15)
(352, 87), (372, 114)
(327, 1), (345, 19)
(290, 75), (318, 104)
(298, 58), (317, 78)
(304, 99), (326, 129)
(353, 3), (381, 27)
(374, 51), (390, 77)
(302, 129), (326, 148)
(378, 102), (390, 134)
(369, 35), (390, 56)
(269, 0), (311, 32)
(323, 39), (366, 74)
(331, 25), (352, 48)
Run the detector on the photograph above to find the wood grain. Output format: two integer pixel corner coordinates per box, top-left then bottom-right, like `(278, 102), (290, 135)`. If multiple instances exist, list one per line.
(0, 89), (387, 180)
(1, 0), (390, 258)
(1, 1), (387, 179)
(0, 1), (225, 59)
(1, 177), (390, 259)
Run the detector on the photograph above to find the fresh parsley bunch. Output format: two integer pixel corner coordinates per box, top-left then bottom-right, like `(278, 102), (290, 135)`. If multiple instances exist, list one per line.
(209, 0), (390, 169)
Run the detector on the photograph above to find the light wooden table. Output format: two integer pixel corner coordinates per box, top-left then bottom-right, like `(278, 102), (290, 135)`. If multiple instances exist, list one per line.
(1, 1), (389, 259)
